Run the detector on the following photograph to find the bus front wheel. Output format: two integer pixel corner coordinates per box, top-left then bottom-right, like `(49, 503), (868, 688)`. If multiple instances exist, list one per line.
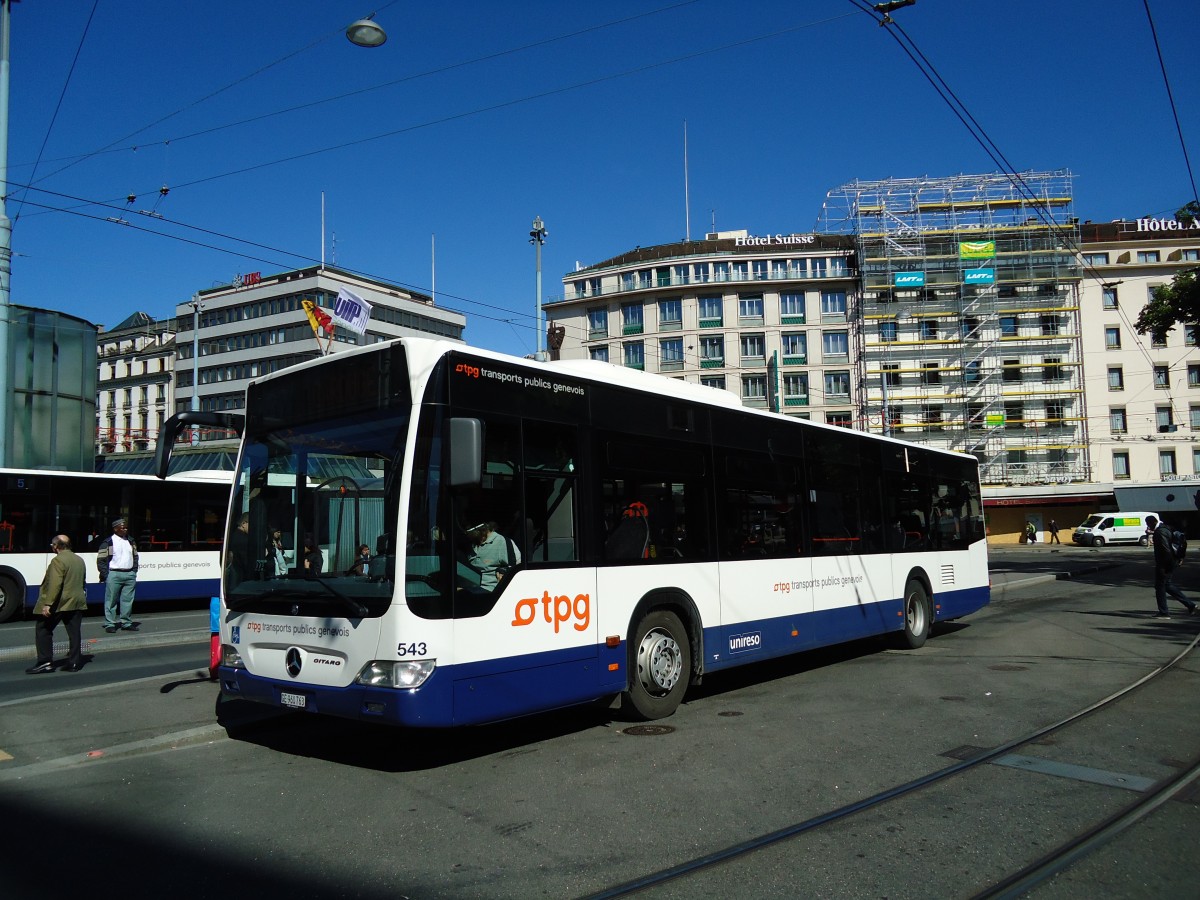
(0, 576), (23, 624)
(894, 579), (931, 650)
(624, 610), (691, 720)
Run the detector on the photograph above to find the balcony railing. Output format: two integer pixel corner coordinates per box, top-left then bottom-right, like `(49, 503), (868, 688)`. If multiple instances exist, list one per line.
(552, 266), (857, 306)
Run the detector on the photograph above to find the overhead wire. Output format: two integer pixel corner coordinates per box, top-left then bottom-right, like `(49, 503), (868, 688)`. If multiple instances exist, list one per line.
(1141, 0), (1198, 205)
(11, 0), (100, 223)
(17, 0), (706, 174)
(29, 1), (402, 188)
(27, 9), (858, 210)
(846, 0), (1193, 435)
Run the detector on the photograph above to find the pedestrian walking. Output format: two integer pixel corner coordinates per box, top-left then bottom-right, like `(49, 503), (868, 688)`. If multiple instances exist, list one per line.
(98, 517), (139, 633)
(1048, 519), (1061, 544)
(1146, 514), (1197, 619)
(26, 534), (88, 674)
(1025, 521), (1037, 544)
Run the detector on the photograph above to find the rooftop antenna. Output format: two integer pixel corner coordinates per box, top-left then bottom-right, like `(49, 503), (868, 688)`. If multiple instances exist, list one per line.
(320, 191), (325, 270)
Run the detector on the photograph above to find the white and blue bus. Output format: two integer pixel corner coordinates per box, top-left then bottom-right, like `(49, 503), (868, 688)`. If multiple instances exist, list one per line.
(160, 338), (989, 727)
(0, 468), (231, 622)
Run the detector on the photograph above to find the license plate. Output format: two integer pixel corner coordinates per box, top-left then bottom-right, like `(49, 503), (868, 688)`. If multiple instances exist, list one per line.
(280, 691), (307, 710)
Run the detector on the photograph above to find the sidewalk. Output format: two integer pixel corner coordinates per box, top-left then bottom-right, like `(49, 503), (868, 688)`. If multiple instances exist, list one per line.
(0, 617), (209, 663)
(987, 542), (1134, 598)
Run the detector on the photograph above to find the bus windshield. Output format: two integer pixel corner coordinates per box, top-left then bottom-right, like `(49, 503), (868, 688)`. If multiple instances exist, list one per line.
(223, 347), (412, 618)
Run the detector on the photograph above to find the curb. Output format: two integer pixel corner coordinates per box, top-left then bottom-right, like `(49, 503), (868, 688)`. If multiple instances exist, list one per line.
(0, 628), (209, 663)
(991, 562), (1125, 599)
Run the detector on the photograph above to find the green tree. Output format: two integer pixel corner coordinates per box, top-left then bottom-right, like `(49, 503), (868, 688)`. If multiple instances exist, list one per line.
(1135, 266), (1200, 343)
(1133, 202), (1200, 342)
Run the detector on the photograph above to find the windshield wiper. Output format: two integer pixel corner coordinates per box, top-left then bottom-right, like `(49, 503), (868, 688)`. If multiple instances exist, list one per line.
(306, 576), (368, 618)
(226, 582), (367, 618)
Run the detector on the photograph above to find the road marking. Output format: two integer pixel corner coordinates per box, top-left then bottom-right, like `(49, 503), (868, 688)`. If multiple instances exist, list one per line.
(0, 749), (13, 761)
(993, 753), (1157, 792)
(0, 722), (228, 783)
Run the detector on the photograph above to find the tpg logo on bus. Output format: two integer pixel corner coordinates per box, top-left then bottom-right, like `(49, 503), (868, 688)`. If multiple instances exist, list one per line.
(512, 591), (591, 633)
(728, 631), (762, 654)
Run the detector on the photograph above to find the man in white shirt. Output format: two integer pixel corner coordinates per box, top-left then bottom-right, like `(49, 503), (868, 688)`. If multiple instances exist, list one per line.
(98, 517), (139, 633)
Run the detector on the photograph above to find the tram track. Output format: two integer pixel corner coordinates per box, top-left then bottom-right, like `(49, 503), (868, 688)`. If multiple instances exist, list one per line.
(583, 626), (1200, 899)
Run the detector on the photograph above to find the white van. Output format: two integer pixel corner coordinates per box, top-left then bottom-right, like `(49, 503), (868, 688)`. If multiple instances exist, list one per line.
(1072, 512), (1158, 547)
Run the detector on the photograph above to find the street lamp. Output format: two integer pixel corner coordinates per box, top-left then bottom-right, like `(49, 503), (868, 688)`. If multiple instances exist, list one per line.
(346, 16), (387, 48)
(530, 216), (548, 361)
(190, 296), (203, 446)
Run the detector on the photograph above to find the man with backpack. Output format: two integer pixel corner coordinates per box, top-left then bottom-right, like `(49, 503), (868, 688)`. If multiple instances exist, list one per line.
(1146, 515), (1197, 619)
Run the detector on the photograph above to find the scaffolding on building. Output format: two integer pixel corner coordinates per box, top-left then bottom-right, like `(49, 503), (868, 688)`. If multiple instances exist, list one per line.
(818, 171), (1090, 486)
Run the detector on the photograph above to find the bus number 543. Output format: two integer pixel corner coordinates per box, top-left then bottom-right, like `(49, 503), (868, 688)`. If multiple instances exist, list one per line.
(398, 642), (428, 657)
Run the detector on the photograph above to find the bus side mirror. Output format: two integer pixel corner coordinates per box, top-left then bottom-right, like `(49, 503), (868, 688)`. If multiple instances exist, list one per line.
(154, 411), (246, 479)
(448, 417), (482, 487)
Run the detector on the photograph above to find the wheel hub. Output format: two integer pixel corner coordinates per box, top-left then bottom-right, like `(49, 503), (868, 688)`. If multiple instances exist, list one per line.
(637, 630), (682, 694)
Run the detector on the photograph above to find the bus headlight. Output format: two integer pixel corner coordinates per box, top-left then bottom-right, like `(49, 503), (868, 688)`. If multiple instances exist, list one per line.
(221, 645), (245, 669)
(355, 659), (436, 689)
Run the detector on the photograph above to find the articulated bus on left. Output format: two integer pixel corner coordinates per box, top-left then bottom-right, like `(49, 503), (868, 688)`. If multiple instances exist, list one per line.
(0, 468), (231, 622)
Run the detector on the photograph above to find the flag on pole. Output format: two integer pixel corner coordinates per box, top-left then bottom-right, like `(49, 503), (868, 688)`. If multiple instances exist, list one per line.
(331, 288), (373, 335)
(302, 299), (335, 336)
(302, 299), (335, 355)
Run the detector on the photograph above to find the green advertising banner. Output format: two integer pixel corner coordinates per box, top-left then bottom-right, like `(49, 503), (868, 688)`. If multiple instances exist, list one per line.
(985, 413), (1005, 428)
(959, 240), (995, 259)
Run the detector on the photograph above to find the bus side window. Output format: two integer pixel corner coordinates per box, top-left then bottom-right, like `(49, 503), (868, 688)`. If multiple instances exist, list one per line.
(598, 438), (710, 563)
(523, 421), (579, 564)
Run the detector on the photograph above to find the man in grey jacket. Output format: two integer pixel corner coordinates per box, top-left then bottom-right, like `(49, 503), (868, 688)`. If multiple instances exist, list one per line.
(26, 534), (88, 673)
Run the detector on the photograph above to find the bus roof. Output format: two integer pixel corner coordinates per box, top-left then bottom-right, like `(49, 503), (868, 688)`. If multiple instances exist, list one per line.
(244, 337), (979, 463)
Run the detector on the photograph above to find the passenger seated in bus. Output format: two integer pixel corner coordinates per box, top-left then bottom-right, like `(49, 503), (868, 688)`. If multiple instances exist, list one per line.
(301, 535), (323, 576)
(345, 544), (372, 576)
(466, 522), (520, 590)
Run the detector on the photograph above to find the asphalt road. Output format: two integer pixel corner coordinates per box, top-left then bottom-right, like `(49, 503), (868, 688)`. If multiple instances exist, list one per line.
(1, 546), (1197, 898)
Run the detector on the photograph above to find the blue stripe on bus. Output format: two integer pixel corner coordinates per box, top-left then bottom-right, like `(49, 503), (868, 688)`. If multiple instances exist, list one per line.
(224, 583), (989, 728)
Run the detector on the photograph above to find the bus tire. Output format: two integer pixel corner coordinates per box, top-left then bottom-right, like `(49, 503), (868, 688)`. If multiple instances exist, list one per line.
(0, 575), (23, 624)
(893, 579), (931, 650)
(624, 610), (690, 720)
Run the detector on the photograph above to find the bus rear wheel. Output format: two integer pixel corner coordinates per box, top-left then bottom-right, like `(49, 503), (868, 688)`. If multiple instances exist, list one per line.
(624, 610), (690, 720)
(893, 579), (931, 650)
(0, 576), (22, 624)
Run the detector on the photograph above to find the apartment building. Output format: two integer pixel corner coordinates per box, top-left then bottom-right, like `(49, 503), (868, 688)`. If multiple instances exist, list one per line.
(1079, 216), (1200, 482)
(546, 230), (859, 423)
(95, 311), (175, 456)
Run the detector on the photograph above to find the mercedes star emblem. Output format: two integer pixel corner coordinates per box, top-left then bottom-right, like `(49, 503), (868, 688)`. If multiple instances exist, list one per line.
(285, 647), (302, 678)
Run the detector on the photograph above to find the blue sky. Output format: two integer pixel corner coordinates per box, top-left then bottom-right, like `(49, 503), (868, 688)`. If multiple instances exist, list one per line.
(8, 0), (1198, 356)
